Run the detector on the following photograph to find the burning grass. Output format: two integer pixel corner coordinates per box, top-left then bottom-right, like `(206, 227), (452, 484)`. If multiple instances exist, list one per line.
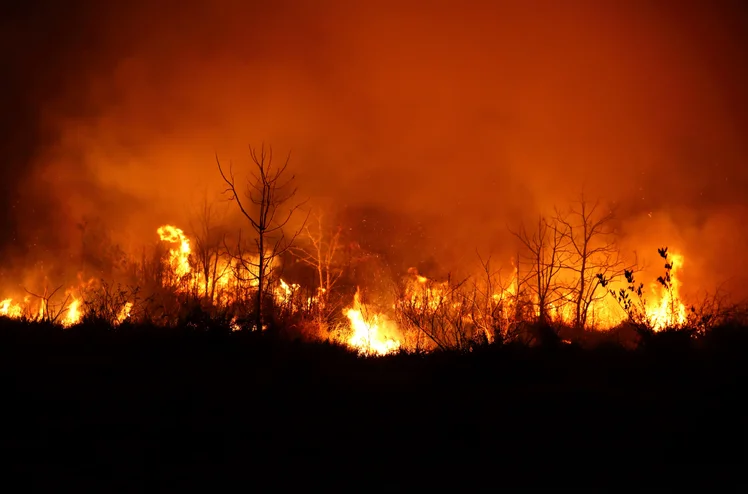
(0, 219), (741, 355)
(0, 190), (741, 353)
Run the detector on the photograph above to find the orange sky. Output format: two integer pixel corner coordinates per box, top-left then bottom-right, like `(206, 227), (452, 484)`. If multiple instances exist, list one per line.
(2, 0), (748, 297)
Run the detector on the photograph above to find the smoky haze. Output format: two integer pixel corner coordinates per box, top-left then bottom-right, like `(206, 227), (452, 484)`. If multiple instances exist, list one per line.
(2, 0), (748, 297)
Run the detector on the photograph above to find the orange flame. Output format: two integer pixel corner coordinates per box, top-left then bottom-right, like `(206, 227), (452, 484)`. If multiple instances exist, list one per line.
(0, 217), (693, 344)
(0, 298), (23, 319)
(645, 253), (687, 331)
(157, 225), (192, 280)
(344, 289), (401, 356)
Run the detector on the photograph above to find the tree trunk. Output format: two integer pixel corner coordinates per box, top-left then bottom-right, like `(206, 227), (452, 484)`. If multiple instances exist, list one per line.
(256, 238), (265, 332)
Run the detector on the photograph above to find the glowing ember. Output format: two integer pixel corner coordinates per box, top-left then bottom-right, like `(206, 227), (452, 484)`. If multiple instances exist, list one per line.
(230, 316), (241, 332)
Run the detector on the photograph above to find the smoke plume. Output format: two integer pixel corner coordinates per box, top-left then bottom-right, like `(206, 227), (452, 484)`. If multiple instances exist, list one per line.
(2, 0), (748, 298)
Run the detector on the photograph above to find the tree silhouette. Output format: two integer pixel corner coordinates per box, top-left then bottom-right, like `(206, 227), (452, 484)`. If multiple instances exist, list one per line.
(557, 196), (631, 329)
(290, 211), (345, 325)
(188, 195), (231, 305)
(217, 144), (307, 332)
(510, 215), (570, 326)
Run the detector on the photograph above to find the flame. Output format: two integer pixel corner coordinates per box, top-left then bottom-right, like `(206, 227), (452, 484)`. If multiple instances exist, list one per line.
(156, 224), (284, 308)
(344, 289), (401, 356)
(0, 216), (694, 346)
(0, 298), (23, 318)
(274, 278), (300, 306)
(484, 253), (689, 331)
(158, 225), (192, 280)
(585, 296), (626, 329)
(63, 297), (82, 327)
(230, 316), (242, 332)
(117, 302), (133, 324)
(1, 292), (85, 327)
(646, 252), (687, 331)
(404, 268), (449, 311)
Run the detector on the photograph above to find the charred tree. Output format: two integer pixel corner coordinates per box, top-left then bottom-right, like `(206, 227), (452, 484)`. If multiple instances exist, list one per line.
(290, 211), (345, 324)
(188, 196), (231, 305)
(557, 196), (631, 329)
(217, 144), (307, 332)
(510, 215), (570, 329)
(472, 251), (517, 343)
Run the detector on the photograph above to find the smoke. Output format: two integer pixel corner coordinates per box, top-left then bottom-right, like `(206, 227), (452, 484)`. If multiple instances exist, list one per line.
(3, 0), (748, 298)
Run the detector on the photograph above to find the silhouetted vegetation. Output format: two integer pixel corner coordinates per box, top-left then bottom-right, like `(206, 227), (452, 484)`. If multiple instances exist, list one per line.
(2, 306), (746, 486)
(3, 161), (746, 485)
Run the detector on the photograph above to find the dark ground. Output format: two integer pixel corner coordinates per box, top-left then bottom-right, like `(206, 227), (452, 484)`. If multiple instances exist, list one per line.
(1, 319), (746, 489)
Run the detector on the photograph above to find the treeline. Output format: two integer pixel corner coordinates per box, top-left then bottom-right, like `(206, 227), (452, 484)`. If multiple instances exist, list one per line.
(3, 145), (746, 354)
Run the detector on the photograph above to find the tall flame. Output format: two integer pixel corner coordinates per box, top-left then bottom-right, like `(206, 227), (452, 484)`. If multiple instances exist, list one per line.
(157, 225), (192, 279)
(63, 298), (82, 327)
(646, 253), (687, 331)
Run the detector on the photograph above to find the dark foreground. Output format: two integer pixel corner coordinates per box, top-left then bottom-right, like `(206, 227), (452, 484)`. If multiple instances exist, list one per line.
(2, 320), (747, 488)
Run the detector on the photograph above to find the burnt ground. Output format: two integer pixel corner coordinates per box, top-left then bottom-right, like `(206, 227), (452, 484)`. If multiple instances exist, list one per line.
(1, 320), (747, 488)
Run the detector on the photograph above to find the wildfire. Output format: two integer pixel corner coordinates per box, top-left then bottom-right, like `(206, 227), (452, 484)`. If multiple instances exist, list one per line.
(117, 302), (133, 323)
(405, 268), (449, 311)
(344, 289), (401, 356)
(1, 298), (23, 318)
(0, 216), (692, 348)
(645, 252), (687, 331)
(63, 297), (82, 327)
(585, 297), (626, 329)
(482, 251), (690, 332)
(157, 225), (192, 279)
(157, 224), (288, 309)
(155, 223), (309, 316)
(274, 279), (300, 306)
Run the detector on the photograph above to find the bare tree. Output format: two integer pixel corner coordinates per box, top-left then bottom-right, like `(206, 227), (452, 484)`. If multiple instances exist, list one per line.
(556, 196), (632, 329)
(396, 274), (474, 351)
(471, 252), (500, 341)
(217, 144), (307, 332)
(290, 211), (344, 322)
(510, 215), (570, 325)
(81, 280), (141, 326)
(472, 252), (533, 342)
(188, 196), (231, 304)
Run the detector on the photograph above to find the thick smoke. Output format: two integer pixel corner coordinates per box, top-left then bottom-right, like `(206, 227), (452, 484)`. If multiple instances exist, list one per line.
(3, 0), (748, 298)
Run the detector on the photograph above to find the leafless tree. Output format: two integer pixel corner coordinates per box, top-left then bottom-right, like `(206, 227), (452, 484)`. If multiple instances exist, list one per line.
(81, 280), (141, 326)
(188, 196), (231, 304)
(24, 284), (69, 324)
(217, 144), (307, 332)
(470, 252), (517, 342)
(290, 211), (344, 322)
(556, 196), (632, 329)
(686, 282), (747, 332)
(510, 215), (571, 325)
(396, 273), (475, 351)
(471, 253), (500, 340)
(77, 216), (129, 281)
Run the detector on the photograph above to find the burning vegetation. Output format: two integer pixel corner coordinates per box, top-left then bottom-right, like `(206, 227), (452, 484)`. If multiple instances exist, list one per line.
(1, 145), (738, 356)
(4, 4), (748, 482)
